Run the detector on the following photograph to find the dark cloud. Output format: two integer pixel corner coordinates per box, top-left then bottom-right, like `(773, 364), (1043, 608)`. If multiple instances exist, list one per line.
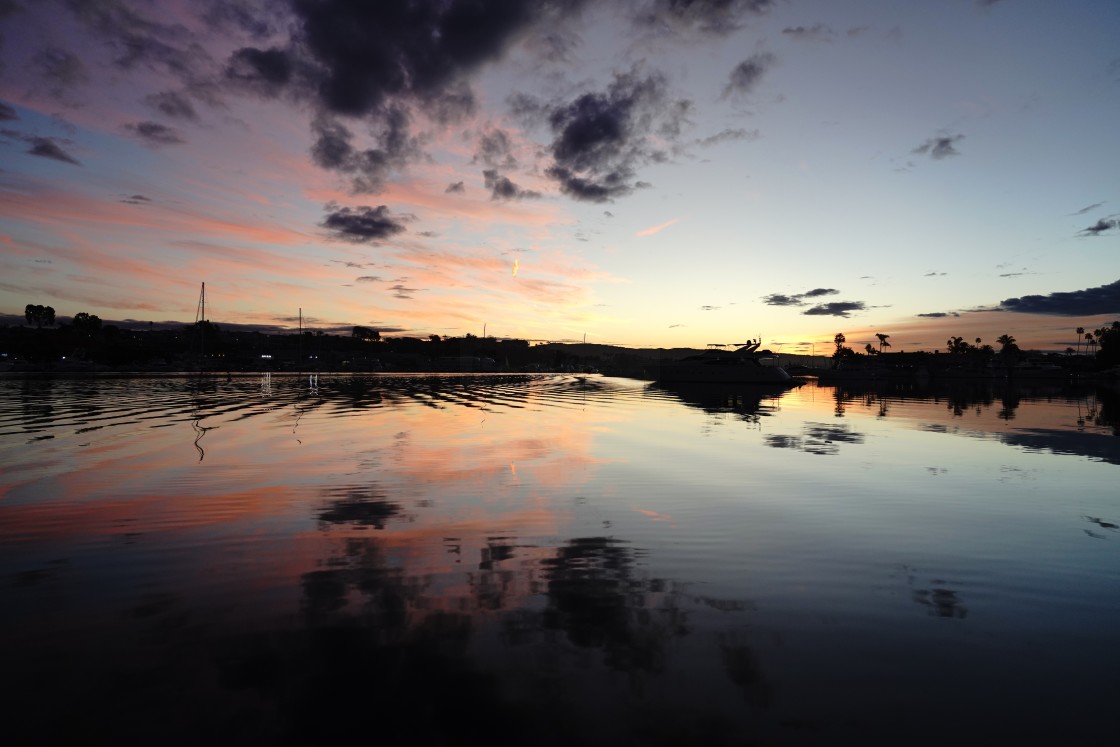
(445, 181), (465, 193)
(483, 169), (541, 201)
(143, 90), (198, 121)
(355, 276), (383, 283)
(998, 279), (1120, 316)
(633, 0), (774, 37)
(924, 271), (947, 277)
(0, 101), (16, 120)
(542, 67), (688, 202)
(473, 128), (518, 168)
(310, 110), (421, 193)
(120, 194), (151, 205)
(782, 24), (833, 42)
(700, 305), (720, 311)
(917, 312), (960, 318)
(913, 134), (964, 160)
(123, 121), (184, 145)
(763, 287), (837, 306)
(52, 0), (610, 202)
(225, 46), (294, 95)
(976, 0), (1008, 7)
(321, 205), (407, 243)
(803, 301), (866, 317)
(762, 294), (803, 307)
(26, 136), (81, 165)
(1079, 218), (1118, 237)
(722, 52), (775, 98)
(286, 0), (580, 118)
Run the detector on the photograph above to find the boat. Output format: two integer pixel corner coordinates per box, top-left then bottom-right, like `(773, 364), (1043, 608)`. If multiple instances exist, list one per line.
(657, 340), (792, 384)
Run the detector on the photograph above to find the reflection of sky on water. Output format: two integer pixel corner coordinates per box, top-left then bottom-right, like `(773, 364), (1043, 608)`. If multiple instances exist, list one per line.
(0, 375), (1118, 742)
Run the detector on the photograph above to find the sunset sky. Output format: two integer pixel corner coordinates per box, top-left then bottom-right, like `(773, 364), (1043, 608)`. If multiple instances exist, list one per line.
(1, 0), (1117, 354)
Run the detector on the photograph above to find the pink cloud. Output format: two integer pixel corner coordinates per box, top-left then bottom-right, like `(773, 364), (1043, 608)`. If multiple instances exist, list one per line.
(635, 217), (680, 237)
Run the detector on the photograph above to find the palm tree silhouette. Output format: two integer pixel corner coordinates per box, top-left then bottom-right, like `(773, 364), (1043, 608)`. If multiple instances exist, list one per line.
(996, 334), (1016, 350)
(876, 333), (891, 353)
(1076, 326), (1085, 355)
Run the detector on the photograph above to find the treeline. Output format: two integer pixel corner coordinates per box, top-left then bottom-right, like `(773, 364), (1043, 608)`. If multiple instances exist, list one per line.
(1, 312), (656, 374)
(829, 326), (1120, 370)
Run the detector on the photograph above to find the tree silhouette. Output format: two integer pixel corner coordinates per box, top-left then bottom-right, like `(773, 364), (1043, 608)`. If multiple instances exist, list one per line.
(876, 333), (891, 353)
(1085, 332), (1095, 355)
(72, 312), (102, 336)
(24, 304), (56, 328)
(1096, 322), (1120, 365)
(946, 336), (971, 355)
(351, 326), (380, 342)
(995, 334), (1016, 351)
(1076, 326), (1085, 355)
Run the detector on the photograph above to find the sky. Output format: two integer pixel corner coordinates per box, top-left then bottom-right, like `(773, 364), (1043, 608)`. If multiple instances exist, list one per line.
(1, 0), (1118, 355)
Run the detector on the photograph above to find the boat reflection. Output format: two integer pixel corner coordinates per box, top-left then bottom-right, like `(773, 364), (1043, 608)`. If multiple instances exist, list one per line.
(648, 381), (790, 423)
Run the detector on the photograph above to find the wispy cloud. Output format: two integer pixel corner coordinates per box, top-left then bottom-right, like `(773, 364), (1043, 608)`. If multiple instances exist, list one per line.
(695, 128), (759, 148)
(912, 133), (964, 160)
(782, 24), (834, 42)
(636, 217), (679, 237)
(1070, 201), (1104, 216)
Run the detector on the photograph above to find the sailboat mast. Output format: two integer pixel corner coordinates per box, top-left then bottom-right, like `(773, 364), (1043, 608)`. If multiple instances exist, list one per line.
(195, 282), (206, 366)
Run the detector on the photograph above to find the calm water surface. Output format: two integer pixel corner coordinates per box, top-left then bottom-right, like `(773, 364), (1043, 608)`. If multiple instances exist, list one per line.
(1, 374), (1117, 744)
